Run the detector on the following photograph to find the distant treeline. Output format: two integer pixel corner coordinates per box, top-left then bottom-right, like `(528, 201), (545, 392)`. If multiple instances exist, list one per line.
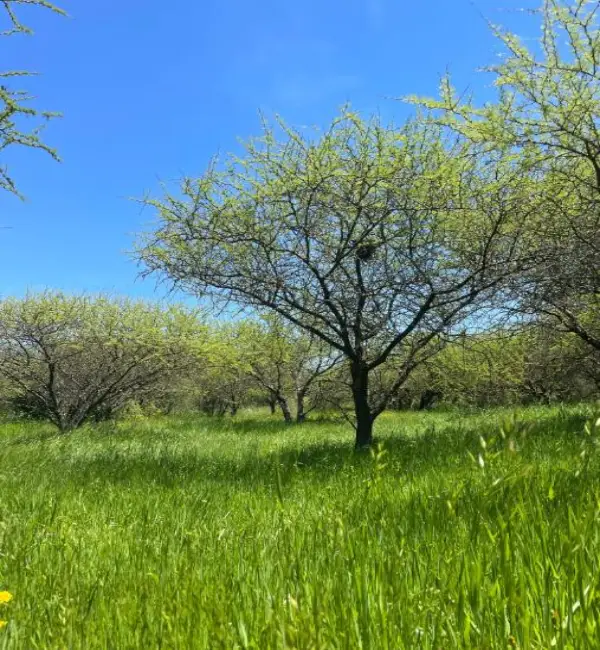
(0, 293), (597, 432)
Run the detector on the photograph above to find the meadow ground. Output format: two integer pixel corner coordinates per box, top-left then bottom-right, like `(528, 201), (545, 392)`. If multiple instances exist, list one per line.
(0, 405), (599, 649)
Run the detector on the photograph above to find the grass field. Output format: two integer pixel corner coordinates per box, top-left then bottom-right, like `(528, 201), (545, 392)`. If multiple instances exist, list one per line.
(0, 405), (599, 649)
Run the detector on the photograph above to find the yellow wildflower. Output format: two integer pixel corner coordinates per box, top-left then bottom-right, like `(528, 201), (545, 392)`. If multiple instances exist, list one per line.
(0, 620), (6, 629)
(0, 592), (12, 604)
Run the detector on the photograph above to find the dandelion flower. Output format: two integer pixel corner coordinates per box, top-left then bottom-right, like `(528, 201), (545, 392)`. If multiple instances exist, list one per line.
(0, 620), (6, 629)
(0, 592), (12, 604)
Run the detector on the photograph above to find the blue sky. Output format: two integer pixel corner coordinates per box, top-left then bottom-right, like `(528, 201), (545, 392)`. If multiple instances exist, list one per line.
(0, 0), (539, 300)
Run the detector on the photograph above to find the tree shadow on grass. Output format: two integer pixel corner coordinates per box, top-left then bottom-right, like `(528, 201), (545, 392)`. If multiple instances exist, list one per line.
(48, 408), (591, 491)
(195, 414), (346, 437)
(56, 438), (357, 490)
(2, 427), (61, 447)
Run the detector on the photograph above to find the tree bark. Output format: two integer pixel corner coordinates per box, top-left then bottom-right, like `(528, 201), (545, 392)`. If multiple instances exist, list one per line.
(351, 361), (374, 448)
(277, 395), (293, 424)
(418, 389), (439, 411)
(296, 389), (307, 423)
(267, 395), (277, 415)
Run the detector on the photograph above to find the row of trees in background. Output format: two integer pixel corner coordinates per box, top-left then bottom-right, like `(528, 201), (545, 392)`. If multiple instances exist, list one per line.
(0, 294), (344, 430)
(0, 295), (208, 431)
(0, 292), (598, 432)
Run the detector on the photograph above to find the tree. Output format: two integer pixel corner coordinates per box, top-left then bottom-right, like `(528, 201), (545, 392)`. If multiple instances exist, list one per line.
(1, 0), (64, 198)
(0, 293), (206, 431)
(193, 324), (256, 416)
(236, 315), (342, 423)
(289, 329), (342, 423)
(235, 317), (295, 423)
(396, 325), (599, 408)
(137, 112), (535, 447)
(518, 325), (598, 403)
(407, 0), (600, 353)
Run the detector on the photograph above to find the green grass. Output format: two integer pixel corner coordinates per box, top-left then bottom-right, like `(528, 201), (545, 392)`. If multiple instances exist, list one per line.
(0, 405), (599, 649)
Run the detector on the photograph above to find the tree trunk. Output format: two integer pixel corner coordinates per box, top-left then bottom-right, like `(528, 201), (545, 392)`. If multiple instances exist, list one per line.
(296, 389), (306, 423)
(351, 362), (374, 448)
(418, 389), (438, 411)
(277, 395), (293, 424)
(267, 395), (277, 415)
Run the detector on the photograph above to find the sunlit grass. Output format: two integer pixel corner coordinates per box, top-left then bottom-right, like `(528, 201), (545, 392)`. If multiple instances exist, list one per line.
(0, 404), (599, 648)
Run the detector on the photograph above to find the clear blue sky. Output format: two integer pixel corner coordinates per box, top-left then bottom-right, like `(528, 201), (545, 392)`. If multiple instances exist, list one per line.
(0, 0), (538, 300)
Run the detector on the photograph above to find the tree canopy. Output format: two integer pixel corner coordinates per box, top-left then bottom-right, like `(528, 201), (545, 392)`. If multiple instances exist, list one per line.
(138, 112), (537, 446)
(407, 0), (600, 353)
(0, 293), (206, 431)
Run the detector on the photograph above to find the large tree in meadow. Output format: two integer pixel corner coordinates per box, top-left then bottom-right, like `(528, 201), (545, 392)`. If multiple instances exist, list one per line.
(408, 0), (600, 352)
(1, 0), (64, 198)
(137, 112), (535, 447)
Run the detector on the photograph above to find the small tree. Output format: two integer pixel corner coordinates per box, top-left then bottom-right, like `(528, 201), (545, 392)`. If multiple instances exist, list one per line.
(235, 317), (296, 423)
(0, 293), (206, 431)
(1, 1), (65, 198)
(138, 112), (534, 447)
(193, 325), (255, 416)
(235, 316), (341, 423)
(290, 330), (343, 423)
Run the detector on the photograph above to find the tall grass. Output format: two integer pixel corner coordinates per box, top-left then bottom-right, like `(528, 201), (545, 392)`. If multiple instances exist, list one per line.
(0, 405), (599, 648)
